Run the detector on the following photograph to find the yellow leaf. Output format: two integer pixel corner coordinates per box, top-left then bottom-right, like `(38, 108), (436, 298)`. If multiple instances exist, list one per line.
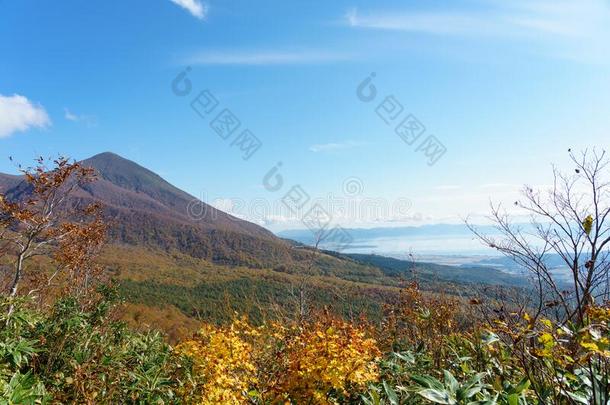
(581, 341), (599, 351)
(583, 215), (593, 235)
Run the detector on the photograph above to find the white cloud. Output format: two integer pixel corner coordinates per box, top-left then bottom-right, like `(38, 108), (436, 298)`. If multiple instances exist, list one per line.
(345, 0), (610, 63)
(185, 50), (353, 66)
(64, 108), (78, 121)
(0, 94), (51, 138)
(345, 7), (494, 36)
(64, 108), (97, 126)
(309, 140), (366, 153)
(345, 1), (609, 38)
(169, 0), (207, 20)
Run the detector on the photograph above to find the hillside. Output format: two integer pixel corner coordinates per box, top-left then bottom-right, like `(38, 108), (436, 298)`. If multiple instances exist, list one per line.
(81, 152), (273, 239)
(77, 152), (297, 268)
(0, 152), (529, 338)
(0, 172), (22, 192)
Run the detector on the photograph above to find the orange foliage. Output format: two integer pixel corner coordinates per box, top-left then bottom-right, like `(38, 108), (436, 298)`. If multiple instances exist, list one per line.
(0, 156), (106, 300)
(176, 314), (380, 404)
(273, 316), (380, 403)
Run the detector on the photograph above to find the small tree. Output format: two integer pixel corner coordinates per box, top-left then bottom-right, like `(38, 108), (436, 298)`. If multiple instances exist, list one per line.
(0, 156), (106, 306)
(469, 149), (610, 325)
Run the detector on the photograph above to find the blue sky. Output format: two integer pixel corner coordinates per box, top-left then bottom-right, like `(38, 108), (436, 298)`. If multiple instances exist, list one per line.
(1, 0), (610, 231)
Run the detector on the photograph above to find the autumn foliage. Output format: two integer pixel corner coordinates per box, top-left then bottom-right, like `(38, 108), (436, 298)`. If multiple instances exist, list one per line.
(0, 156), (106, 300)
(2, 152), (610, 403)
(176, 315), (380, 404)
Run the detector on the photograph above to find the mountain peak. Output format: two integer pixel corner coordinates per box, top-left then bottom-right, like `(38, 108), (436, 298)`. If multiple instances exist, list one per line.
(78, 151), (275, 240)
(4, 150), (280, 266)
(88, 151), (124, 161)
(81, 152), (170, 193)
(83, 151), (142, 170)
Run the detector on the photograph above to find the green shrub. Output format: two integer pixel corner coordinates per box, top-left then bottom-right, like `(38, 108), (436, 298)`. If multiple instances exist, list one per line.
(0, 287), (188, 404)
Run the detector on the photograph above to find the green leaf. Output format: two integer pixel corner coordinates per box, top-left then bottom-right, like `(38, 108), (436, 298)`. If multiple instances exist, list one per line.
(369, 388), (381, 405)
(411, 374), (444, 390)
(467, 395), (498, 405)
(418, 388), (456, 404)
(361, 397), (374, 405)
(512, 377), (530, 394)
(383, 380), (399, 405)
(460, 386), (483, 399)
(393, 351), (415, 364)
(464, 372), (486, 389)
(444, 370), (459, 394)
(565, 391), (590, 404)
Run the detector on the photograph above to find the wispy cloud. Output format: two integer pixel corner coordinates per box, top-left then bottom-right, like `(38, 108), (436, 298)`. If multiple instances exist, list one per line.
(169, 0), (207, 20)
(345, 1), (610, 63)
(309, 140), (367, 153)
(64, 108), (78, 122)
(345, 7), (495, 36)
(0, 94), (51, 138)
(345, 1), (608, 38)
(184, 49), (353, 66)
(64, 108), (97, 126)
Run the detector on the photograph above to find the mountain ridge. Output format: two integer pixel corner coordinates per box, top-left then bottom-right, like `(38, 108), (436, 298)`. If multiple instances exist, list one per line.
(0, 152), (290, 267)
(0, 152), (528, 286)
(0, 152), (531, 334)
(79, 152), (275, 239)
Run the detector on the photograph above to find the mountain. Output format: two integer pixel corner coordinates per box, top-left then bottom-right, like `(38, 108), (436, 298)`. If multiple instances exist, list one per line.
(0, 152), (293, 268)
(0, 152), (530, 339)
(81, 152), (272, 239)
(0, 152), (386, 275)
(69, 152), (296, 267)
(0, 173), (22, 192)
(0, 152), (529, 284)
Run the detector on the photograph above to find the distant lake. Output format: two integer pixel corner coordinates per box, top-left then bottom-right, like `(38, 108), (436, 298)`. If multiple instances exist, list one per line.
(340, 234), (494, 257)
(278, 224), (573, 283)
(277, 224), (501, 259)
